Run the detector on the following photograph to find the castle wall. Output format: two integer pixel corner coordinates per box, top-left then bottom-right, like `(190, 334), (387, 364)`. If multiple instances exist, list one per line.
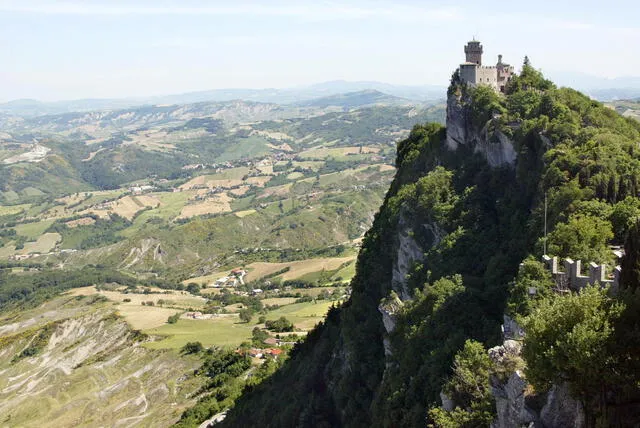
(460, 65), (499, 90)
(459, 64), (477, 86)
(476, 66), (498, 90)
(540, 255), (621, 294)
(496, 65), (515, 92)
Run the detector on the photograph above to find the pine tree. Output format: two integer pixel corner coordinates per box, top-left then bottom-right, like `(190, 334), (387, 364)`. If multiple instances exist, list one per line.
(621, 219), (640, 291)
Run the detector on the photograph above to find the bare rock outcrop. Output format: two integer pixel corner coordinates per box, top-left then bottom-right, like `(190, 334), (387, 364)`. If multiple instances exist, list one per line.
(540, 383), (585, 428)
(489, 340), (539, 428)
(391, 217), (425, 301)
(491, 370), (539, 428)
(446, 91), (516, 168)
(378, 292), (404, 335)
(488, 337), (585, 428)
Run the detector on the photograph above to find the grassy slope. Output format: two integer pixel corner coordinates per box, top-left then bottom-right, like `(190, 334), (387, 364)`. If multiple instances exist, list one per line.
(145, 300), (334, 350)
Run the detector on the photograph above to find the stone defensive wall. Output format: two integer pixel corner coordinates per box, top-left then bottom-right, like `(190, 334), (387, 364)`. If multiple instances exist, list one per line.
(541, 254), (622, 294)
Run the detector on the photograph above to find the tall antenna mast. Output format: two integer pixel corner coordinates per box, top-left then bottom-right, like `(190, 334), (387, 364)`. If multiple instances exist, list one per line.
(543, 192), (548, 255)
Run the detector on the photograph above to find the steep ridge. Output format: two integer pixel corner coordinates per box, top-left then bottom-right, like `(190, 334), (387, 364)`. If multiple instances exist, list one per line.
(220, 63), (640, 427)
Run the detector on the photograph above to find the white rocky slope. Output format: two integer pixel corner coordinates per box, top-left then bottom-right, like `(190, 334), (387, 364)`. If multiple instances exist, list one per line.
(0, 295), (203, 427)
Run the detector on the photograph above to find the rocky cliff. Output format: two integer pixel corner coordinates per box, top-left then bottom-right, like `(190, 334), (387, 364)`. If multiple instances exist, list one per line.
(446, 89), (517, 167)
(220, 67), (640, 427)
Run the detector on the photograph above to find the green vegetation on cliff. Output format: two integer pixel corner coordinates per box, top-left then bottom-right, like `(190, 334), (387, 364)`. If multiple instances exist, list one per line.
(221, 61), (640, 427)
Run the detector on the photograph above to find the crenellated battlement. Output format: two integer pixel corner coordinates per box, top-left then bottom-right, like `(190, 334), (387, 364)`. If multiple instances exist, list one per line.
(540, 254), (622, 294)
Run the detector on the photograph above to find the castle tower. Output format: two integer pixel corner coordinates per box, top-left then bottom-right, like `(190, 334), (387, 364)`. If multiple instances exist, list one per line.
(464, 40), (483, 65)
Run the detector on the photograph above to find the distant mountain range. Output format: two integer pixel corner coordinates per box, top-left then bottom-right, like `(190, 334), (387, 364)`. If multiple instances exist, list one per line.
(546, 72), (640, 100)
(3, 75), (640, 117)
(0, 81), (446, 117)
(295, 90), (412, 108)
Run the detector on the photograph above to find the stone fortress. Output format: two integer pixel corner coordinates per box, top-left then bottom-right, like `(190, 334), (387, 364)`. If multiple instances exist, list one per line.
(458, 39), (515, 93)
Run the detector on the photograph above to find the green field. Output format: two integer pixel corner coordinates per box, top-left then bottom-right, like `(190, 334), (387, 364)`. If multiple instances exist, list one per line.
(0, 203), (31, 216)
(230, 195), (255, 211)
(277, 301), (336, 317)
(209, 166), (251, 180)
(2, 191), (20, 202)
(286, 172), (304, 180)
(217, 136), (271, 162)
(292, 161), (325, 171)
(144, 300), (335, 350)
(17, 232), (61, 254)
(0, 244), (16, 259)
(120, 191), (195, 236)
(21, 186), (45, 197)
(75, 190), (126, 210)
(145, 317), (254, 349)
(330, 260), (356, 282)
(298, 146), (379, 161)
(14, 219), (56, 239)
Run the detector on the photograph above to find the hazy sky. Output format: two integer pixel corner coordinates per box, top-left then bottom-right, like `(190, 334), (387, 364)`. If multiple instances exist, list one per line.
(1, 0), (639, 101)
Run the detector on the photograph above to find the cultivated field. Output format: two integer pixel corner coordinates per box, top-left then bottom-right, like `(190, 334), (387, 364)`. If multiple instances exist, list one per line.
(68, 286), (207, 329)
(234, 209), (256, 218)
(182, 271), (231, 287)
(266, 301), (335, 330)
(0, 203), (30, 216)
(65, 217), (96, 228)
(177, 193), (232, 219)
(79, 194), (161, 220)
(144, 299), (334, 350)
(16, 232), (61, 255)
(14, 219), (55, 239)
(145, 317), (252, 349)
(243, 256), (356, 282)
(178, 167), (250, 190)
(261, 297), (298, 306)
(298, 145), (380, 160)
(117, 305), (181, 329)
(123, 129), (178, 151)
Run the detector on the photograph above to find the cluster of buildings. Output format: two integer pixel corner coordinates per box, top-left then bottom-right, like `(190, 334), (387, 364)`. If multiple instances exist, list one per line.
(237, 347), (283, 360)
(211, 268), (247, 288)
(9, 248), (76, 261)
(129, 185), (155, 195)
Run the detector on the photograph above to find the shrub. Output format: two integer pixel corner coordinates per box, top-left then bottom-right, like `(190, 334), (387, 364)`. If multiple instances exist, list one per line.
(239, 309), (253, 323)
(182, 341), (204, 354)
(265, 316), (294, 332)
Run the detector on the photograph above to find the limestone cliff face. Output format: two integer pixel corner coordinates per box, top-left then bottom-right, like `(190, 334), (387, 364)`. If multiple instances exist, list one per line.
(389, 211), (447, 304)
(446, 91), (517, 167)
(390, 213), (426, 301)
(488, 338), (585, 428)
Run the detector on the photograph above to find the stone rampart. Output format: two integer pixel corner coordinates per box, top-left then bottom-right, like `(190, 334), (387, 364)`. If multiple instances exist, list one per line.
(541, 255), (621, 294)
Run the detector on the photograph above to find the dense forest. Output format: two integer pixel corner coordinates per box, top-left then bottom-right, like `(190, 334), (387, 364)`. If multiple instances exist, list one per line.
(220, 63), (640, 426)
